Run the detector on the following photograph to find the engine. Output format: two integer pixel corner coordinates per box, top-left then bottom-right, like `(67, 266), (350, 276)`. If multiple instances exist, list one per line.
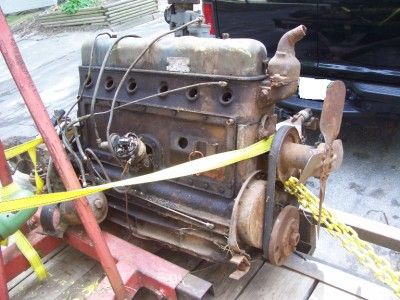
(60, 13), (345, 276)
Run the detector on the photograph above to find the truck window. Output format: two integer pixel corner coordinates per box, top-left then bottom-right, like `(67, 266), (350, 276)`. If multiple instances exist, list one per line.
(318, 0), (400, 70)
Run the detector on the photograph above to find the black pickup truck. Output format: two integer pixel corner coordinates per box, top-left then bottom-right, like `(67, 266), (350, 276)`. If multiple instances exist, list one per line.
(202, 0), (400, 119)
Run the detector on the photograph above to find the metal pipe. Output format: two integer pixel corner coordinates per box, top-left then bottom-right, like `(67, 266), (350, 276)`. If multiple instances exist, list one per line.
(0, 141), (12, 186)
(0, 9), (126, 299)
(0, 141), (10, 299)
(0, 248), (8, 300)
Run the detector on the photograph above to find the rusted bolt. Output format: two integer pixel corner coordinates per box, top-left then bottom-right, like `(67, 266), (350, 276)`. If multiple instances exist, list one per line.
(203, 183), (209, 189)
(94, 199), (103, 209)
(226, 118), (234, 126)
(261, 87), (271, 96)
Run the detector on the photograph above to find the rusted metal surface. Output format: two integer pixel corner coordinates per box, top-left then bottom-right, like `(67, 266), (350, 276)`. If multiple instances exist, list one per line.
(320, 81), (346, 147)
(318, 81), (346, 229)
(77, 25), (314, 266)
(265, 25), (307, 103)
(237, 179), (266, 249)
(0, 9), (126, 299)
(268, 205), (300, 266)
(40, 192), (108, 237)
(263, 126), (300, 258)
(78, 33), (274, 262)
(60, 192), (108, 225)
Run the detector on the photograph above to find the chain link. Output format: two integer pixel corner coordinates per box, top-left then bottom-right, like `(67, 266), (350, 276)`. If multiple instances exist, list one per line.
(284, 176), (400, 298)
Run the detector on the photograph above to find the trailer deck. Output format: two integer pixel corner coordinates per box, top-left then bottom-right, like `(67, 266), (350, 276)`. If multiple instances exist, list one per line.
(8, 235), (396, 300)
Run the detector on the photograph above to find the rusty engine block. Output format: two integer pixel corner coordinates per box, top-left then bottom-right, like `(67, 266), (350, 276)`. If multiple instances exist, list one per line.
(67, 19), (344, 275)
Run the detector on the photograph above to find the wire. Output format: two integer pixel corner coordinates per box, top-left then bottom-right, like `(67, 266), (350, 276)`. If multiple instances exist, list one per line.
(61, 131), (87, 188)
(46, 32), (115, 193)
(63, 32), (115, 134)
(72, 125), (87, 161)
(88, 34), (141, 144)
(99, 81), (226, 116)
(67, 81), (226, 129)
(84, 148), (111, 182)
(46, 157), (53, 193)
(105, 17), (203, 153)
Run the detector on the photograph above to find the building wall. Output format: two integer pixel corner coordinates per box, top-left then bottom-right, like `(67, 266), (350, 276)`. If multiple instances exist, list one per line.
(0, 0), (57, 14)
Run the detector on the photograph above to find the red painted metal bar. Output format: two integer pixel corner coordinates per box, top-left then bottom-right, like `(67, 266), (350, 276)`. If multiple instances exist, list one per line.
(0, 140), (11, 299)
(3, 227), (190, 299)
(0, 248), (9, 300)
(0, 9), (126, 299)
(65, 228), (189, 299)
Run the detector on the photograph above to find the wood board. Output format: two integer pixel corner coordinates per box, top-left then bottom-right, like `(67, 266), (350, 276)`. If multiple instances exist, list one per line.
(9, 246), (397, 300)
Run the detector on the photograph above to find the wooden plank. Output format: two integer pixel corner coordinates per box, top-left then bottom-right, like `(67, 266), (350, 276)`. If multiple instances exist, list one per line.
(41, 16), (107, 25)
(108, 10), (157, 25)
(105, 1), (156, 14)
(285, 255), (396, 300)
(106, 4), (157, 18)
(193, 260), (264, 300)
(38, 10), (104, 20)
(41, 19), (108, 27)
(331, 208), (400, 252)
(238, 263), (316, 300)
(42, 22), (109, 28)
(309, 282), (363, 300)
(54, 264), (103, 300)
(7, 244), (67, 291)
(103, 0), (135, 9)
(107, 8), (157, 23)
(10, 247), (98, 300)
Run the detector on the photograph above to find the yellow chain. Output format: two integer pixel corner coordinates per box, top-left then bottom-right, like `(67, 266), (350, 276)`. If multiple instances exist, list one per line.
(284, 177), (400, 298)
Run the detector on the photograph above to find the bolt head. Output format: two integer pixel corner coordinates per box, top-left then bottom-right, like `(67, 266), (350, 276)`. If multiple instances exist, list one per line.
(94, 199), (103, 209)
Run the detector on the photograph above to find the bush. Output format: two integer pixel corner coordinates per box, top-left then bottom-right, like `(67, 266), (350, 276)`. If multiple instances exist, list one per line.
(60, 0), (99, 14)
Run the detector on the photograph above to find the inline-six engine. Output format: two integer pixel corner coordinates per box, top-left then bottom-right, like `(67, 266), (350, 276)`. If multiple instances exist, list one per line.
(72, 18), (344, 276)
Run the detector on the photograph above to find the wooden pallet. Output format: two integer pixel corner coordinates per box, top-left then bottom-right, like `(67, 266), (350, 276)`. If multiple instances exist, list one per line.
(38, 0), (159, 28)
(8, 244), (396, 300)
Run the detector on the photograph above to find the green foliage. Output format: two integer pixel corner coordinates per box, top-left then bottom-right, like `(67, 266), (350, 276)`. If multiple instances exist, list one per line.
(60, 0), (99, 15)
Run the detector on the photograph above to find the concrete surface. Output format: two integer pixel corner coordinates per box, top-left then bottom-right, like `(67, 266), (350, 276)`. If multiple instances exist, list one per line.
(0, 18), (169, 140)
(0, 0), (57, 14)
(0, 15), (398, 288)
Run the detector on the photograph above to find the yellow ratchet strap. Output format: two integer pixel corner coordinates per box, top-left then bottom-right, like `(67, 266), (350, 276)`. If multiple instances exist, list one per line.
(27, 146), (44, 194)
(4, 136), (44, 194)
(13, 230), (47, 280)
(0, 136), (274, 214)
(2, 137), (46, 279)
(4, 136), (43, 160)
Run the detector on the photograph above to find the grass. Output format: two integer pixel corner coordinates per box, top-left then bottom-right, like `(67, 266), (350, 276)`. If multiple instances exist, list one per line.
(60, 0), (100, 14)
(6, 11), (38, 27)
